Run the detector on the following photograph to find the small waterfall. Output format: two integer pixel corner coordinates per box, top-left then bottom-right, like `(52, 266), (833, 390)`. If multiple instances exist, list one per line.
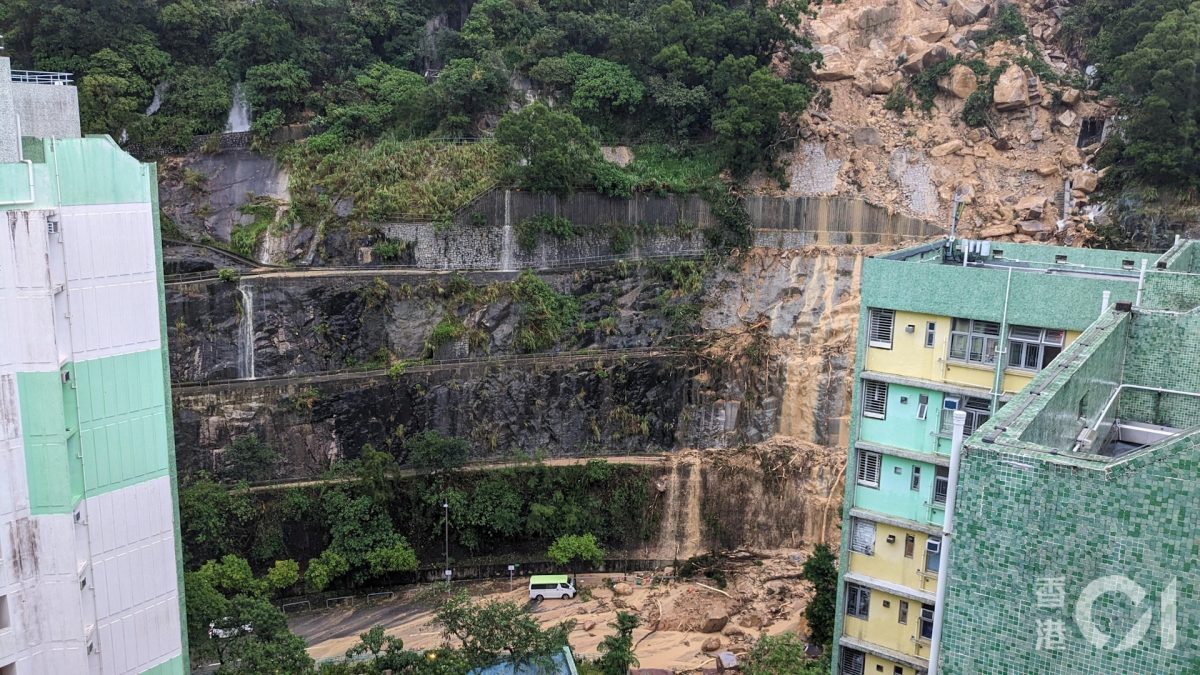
(144, 82), (167, 116)
(500, 189), (515, 271)
(225, 83), (252, 133)
(237, 282), (256, 379)
(1057, 178), (1072, 231)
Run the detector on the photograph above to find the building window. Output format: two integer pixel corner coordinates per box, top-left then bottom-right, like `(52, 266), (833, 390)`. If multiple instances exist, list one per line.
(916, 394), (928, 420)
(920, 605), (935, 640)
(910, 466), (921, 491)
(898, 599), (909, 625)
(850, 519), (876, 555)
(940, 396), (991, 436)
(845, 583), (871, 619)
(862, 380), (888, 419)
(904, 534), (915, 558)
(933, 466), (949, 506)
(857, 451), (881, 488)
(924, 321), (936, 348)
(868, 308), (895, 349)
(925, 537), (942, 575)
(840, 648), (866, 675)
(0, 595), (8, 630)
(948, 318), (1001, 365)
(895, 668), (905, 675)
(1008, 325), (1065, 371)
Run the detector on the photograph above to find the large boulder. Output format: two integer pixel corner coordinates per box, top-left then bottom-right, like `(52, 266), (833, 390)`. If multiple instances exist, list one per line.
(931, 139), (964, 157)
(993, 64), (1030, 111)
(1016, 195), (1048, 220)
(813, 45), (856, 81)
(939, 64), (978, 99)
(613, 582), (634, 596)
(902, 43), (951, 74)
(979, 223), (1017, 238)
(850, 4), (901, 32)
(699, 610), (730, 633)
(949, 0), (990, 26)
(916, 18), (951, 43)
(1071, 170), (1099, 193)
(1060, 145), (1083, 168)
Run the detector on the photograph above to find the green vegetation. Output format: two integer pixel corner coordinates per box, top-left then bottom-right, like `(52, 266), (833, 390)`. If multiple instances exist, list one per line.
(217, 267), (240, 283)
(510, 270), (580, 352)
(801, 543), (838, 649)
(286, 139), (504, 223)
(185, 554), (312, 671)
(436, 591), (574, 669)
(403, 430), (470, 472)
(371, 238), (408, 262)
(220, 434), (278, 483)
(2, 0), (814, 178)
(515, 214), (575, 251)
(1064, 0), (1200, 192)
(497, 102), (602, 195)
(595, 612), (640, 675)
(547, 533), (605, 579)
(742, 632), (828, 675)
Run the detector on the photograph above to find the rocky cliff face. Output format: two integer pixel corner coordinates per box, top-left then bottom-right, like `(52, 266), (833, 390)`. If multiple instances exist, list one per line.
(774, 0), (1111, 244)
(170, 248), (868, 481)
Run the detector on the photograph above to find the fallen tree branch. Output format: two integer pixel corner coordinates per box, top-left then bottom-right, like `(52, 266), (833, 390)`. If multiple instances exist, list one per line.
(693, 582), (732, 598)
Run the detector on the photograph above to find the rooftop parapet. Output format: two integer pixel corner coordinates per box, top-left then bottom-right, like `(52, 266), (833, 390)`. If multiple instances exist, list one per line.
(11, 70), (73, 85)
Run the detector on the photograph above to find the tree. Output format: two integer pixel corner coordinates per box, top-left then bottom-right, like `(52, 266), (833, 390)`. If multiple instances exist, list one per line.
(433, 57), (509, 119)
(185, 554), (308, 669)
(547, 533), (604, 580)
(221, 434), (279, 483)
(179, 474), (254, 567)
(596, 612), (640, 675)
(79, 48), (152, 136)
(1106, 3), (1200, 189)
(435, 592), (575, 668)
(496, 102), (601, 194)
(215, 594), (314, 675)
(404, 430), (470, 472)
(305, 549), (350, 592)
(245, 61), (311, 117)
(742, 632), (827, 675)
(712, 63), (810, 177)
(801, 544), (838, 648)
(570, 59), (645, 119)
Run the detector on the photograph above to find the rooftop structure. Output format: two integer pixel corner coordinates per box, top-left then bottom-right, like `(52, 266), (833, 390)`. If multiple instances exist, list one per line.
(0, 56), (80, 163)
(939, 238), (1200, 673)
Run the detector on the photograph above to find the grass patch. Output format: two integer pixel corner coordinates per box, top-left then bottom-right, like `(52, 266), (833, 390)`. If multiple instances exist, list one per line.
(285, 137), (505, 223)
(511, 270), (580, 352)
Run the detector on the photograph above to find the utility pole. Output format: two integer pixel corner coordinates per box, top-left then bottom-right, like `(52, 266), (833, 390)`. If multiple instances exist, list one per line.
(443, 499), (451, 594)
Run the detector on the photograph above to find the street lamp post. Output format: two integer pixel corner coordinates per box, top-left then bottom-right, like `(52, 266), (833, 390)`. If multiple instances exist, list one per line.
(443, 500), (450, 594)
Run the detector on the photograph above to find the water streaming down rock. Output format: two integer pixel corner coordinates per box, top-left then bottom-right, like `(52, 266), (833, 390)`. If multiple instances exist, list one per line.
(237, 282), (256, 379)
(144, 82), (167, 116)
(225, 83), (251, 133)
(500, 190), (515, 271)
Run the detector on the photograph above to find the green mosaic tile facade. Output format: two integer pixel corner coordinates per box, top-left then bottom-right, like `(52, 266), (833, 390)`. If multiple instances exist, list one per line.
(941, 437), (1200, 674)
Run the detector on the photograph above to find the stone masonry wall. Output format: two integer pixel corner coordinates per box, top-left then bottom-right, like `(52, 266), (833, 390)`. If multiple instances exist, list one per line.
(384, 190), (941, 270)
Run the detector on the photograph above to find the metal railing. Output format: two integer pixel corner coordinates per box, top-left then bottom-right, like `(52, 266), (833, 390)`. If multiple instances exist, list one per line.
(173, 347), (687, 391)
(11, 70), (73, 85)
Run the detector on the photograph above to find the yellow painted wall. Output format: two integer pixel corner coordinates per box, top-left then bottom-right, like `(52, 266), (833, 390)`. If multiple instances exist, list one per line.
(864, 312), (946, 380)
(848, 523), (941, 593)
(842, 588), (930, 658)
(864, 310), (1078, 395)
(866, 653), (917, 675)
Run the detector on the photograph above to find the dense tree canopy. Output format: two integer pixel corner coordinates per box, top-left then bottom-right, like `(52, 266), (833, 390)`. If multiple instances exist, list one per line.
(1, 0), (813, 175)
(1065, 0), (1200, 191)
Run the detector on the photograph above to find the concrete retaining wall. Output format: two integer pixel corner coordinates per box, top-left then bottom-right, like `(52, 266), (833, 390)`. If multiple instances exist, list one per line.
(382, 190), (942, 270)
